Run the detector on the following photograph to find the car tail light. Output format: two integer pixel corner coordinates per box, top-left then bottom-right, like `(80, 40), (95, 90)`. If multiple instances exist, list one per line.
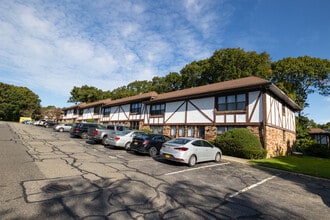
(93, 130), (98, 136)
(142, 140), (149, 145)
(74, 127), (79, 131)
(115, 136), (120, 141)
(174, 147), (189, 151)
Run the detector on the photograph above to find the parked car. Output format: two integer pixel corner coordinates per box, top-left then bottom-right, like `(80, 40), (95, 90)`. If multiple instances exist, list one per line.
(44, 120), (57, 128)
(160, 137), (222, 167)
(87, 124), (129, 145)
(54, 123), (72, 132)
(70, 123), (101, 139)
(22, 120), (33, 125)
(130, 134), (171, 157)
(104, 130), (146, 150)
(34, 119), (46, 126)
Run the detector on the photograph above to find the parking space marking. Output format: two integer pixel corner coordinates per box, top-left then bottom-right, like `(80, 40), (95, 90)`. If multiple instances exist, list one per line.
(229, 175), (278, 198)
(129, 158), (155, 162)
(164, 162), (230, 176)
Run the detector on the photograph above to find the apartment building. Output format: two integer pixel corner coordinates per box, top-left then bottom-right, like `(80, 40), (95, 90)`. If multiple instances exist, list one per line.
(62, 76), (301, 157)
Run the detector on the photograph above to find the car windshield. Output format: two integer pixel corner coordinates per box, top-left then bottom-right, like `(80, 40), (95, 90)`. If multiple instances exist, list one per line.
(168, 138), (191, 145)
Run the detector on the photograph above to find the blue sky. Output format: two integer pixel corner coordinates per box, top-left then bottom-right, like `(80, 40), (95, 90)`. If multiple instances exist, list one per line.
(0, 0), (329, 124)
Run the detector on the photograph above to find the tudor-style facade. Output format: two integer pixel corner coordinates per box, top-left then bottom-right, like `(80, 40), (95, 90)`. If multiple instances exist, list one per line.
(61, 76), (301, 158)
(62, 99), (112, 123)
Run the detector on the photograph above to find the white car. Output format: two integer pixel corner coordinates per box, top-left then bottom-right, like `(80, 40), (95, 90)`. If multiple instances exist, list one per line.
(160, 137), (222, 167)
(53, 123), (72, 132)
(104, 130), (146, 150)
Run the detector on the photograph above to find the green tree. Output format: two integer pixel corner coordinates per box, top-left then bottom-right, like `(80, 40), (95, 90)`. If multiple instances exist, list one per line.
(0, 83), (41, 121)
(126, 80), (152, 94)
(271, 56), (330, 110)
(110, 86), (135, 100)
(205, 48), (272, 83)
(151, 72), (182, 93)
(68, 85), (105, 103)
(180, 60), (209, 89)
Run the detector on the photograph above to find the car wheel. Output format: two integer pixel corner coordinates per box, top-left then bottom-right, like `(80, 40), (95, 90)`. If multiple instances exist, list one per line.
(81, 132), (88, 139)
(215, 152), (221, 162)
(59, 128), (64, 132)
(188, 155), (197, 167)
(149, 146), (158, 157)
(125, 142), (131, 151)
(102, 136), (108, 145)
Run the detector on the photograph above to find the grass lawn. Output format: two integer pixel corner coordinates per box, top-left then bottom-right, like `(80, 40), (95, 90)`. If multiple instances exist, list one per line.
(250, 156), (330, 179)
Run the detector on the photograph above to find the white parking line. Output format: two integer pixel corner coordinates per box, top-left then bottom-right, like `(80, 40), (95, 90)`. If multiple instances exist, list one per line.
(229, 175), (278, 198)
(164, 162), (230, 176)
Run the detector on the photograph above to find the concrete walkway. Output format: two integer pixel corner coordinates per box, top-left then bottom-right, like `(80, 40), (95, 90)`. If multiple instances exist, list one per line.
(222, 155), (251, 164)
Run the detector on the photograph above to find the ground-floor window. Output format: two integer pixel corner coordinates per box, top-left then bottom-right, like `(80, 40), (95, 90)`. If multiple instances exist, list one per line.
(178, 126), (185, 137)
(170, 126), (176, 137)
(217, 126), (245, 134)
(150, 125), (163, 134)
(187, 126), (195, 137)
(130, 121), (139, 130)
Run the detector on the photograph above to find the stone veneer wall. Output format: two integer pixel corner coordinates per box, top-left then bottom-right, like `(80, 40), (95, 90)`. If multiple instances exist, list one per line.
(265, 126), (296, 158)
(205, 126), (218, 140)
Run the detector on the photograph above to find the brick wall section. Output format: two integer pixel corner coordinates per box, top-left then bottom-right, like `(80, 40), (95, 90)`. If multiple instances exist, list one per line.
(265, 126), (296, 158)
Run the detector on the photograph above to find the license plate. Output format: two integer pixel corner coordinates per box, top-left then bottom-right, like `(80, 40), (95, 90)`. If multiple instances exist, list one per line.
(133, 141), (138, 145)
(165, 154), (170, 159)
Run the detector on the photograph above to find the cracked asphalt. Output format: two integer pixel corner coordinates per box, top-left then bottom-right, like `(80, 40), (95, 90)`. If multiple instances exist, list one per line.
(1, 121), (330, 219)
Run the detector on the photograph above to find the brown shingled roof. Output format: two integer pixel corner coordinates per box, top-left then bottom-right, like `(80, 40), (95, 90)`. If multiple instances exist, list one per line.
(309, 128), (330, 134)
(148, 76), (300, 111)
(78, 98), (112, 108)
(104, 91), (158, 107)
(150, 76), (269, 102)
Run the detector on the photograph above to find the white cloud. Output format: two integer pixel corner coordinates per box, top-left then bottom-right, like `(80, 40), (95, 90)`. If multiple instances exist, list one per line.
(0, 0), (232, 107)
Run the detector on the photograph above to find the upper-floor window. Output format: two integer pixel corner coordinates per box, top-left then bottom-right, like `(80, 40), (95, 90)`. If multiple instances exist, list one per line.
(94, 106), (100, 114)
(217, 94), (246, 111)
(103, 107), (111, 116)
(150, 103), (165, 115)
(131, 102), (142, 114)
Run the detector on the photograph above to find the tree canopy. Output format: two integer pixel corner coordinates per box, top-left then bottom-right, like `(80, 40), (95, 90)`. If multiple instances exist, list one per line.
(67, 85), (107, 104)
(0, 82), (41, 121)
(271, 56), (330, 109)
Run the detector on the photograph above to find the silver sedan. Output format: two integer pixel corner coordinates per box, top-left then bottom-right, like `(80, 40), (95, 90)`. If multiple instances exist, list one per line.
(160, 137), (222, 167)
(104, 130), (146, 150)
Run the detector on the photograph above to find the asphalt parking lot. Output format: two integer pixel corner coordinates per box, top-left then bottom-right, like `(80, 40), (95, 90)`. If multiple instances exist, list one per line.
(1, 122), (330, 219)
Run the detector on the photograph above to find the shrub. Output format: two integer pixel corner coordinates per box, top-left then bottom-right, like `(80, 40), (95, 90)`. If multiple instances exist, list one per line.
(296, 137), (330, 158)
(301, 144), (330, 158)
(214, 128), (267, 159)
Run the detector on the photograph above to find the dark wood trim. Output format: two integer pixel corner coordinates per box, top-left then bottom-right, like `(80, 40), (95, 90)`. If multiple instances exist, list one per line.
(188, 100), (213, 122)
(262, 92), (267, 149)
(248, 91), (262, 122)
(164, 101), (185, 123)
